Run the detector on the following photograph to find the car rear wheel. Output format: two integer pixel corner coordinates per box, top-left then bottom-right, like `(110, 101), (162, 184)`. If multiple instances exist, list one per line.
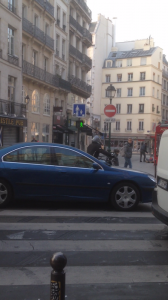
(111, 182), (140, 211)
(0, 180), (12, 208)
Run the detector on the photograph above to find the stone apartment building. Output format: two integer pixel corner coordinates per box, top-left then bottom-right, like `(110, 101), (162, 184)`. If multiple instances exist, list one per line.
(0, 0), (26, 147)
(162, 54), (168, 123)
(101, 38), (162, 151)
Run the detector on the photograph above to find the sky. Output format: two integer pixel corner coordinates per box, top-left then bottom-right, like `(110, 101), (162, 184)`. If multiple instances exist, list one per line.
(87, 0), (168, 56)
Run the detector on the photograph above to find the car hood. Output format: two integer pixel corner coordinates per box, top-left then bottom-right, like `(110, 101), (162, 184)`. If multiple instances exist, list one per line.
(109, 166), (153, 176)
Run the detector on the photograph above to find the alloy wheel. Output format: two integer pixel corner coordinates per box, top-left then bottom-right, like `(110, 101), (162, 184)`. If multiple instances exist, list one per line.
(0, 183), (8, 204)
(115, 185), (137, 209)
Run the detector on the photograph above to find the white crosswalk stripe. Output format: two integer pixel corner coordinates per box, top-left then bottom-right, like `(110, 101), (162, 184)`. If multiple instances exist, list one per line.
(0, 208), (167, 299)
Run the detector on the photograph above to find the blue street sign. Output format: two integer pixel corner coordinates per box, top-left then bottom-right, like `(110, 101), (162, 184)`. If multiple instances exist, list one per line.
(73, 104), (86, 117)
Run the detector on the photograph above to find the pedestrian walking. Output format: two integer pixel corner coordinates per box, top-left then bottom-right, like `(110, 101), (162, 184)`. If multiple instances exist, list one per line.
(124, 138), (133, 169)
(140, 142), (148, 162)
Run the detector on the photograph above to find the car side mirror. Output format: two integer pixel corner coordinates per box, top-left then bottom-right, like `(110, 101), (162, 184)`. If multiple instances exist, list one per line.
(92, 163), (101, 170)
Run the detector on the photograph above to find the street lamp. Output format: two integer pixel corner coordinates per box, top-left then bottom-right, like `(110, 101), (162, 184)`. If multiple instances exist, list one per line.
(106, 84), (116, 152)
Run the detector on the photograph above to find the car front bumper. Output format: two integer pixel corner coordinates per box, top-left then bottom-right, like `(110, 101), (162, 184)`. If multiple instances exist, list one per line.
(152, 188), (168, 226)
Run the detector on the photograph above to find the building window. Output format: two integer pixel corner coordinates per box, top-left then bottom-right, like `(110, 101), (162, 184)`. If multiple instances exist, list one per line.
(167, 96), (168, 106)
(116, 104), (121, 114)
(152, 87), (155, 97)
(32, 50), (37, 66)
(164, 80), (166, 89)
(139, 104), (144, 113)
(32, 90), (40, 113)
(163, 94), (166, 105)
(116, 121), (120, 130)
(127, 88), (133, 96)
(140, 72), (145, 80)
(141, 57), (146, 65)
(128, 73), (133, 81)
(106, 75), (110, 83)
(153, 73), (155, 81)
(57, 6), (60, 25)
(8, 0), (15, 13)
(157, 90), (159, 99)
(127, 121), (132, 130)
(22, 5), (27, 18)
(8, 27), (14, 55)
(162, 109), (165, 119)
(117, 74), (122, 82)
(44, 57), (47, 72)
(116, 60), (122, 67)
(56, 34), (60, 56)
(117, 88), (121, 97)
(63, 12), (66, 31)
(104, 122), (109, 131)
(8, 76), (15, 101)
(62, 39), (65, 60)
(152, 104), (155, 112)
(166, 110), (168, 120)
(127, 59), (132, 66)
(106, 61), (111, 68)
(43, 94), (50, 115)
(34, 14), (38, 27)
(158, 75), (160, 83)
(158, 62), (160, 69)
(127, 104), (132, 114)
(139, 121), (144, 130)
(42, 124), (49, 142)
(157, 106), (160, 114)
(31, 122), (40, 141)
(140, 87), (145, 96)
(23, 127), (27, 142)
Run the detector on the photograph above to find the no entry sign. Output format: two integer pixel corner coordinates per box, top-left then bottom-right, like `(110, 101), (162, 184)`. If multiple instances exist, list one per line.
(104, 105), (116, 118)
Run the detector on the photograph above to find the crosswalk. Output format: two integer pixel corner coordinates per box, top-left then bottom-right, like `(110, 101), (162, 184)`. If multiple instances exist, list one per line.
(0, 207), (168, 299)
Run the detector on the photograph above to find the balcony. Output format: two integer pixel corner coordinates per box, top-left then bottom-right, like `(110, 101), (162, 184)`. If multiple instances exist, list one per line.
(8, 2), (16, 15)
(22, 60), (59, 88)
(69, 75), (92, 99)
(34, 0), (54, 18)
(72, 0), (92, 20)
(8, 54), (19, 67)
(82, 53), (92, 69)
(59, 78), (71, 92)
(83, 28), (92, 46)
(22, 18), (54, 51)
(163, 69), (168, 80)
(69, 16), (92, 47)
(69, 44), (83, 62)
(69, 15), (83, 35)
(0, 99), (26, 118)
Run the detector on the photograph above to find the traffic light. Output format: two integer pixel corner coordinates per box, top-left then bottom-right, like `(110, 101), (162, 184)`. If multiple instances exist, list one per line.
(76, 120), (84, 129)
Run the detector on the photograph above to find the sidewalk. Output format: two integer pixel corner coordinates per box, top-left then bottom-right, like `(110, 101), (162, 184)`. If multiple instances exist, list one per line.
(118, 154), (155, 176)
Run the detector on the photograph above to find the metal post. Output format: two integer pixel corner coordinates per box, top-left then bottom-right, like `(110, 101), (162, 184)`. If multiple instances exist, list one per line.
(108, 97), (112, 152)
(50, 252), (67, 300)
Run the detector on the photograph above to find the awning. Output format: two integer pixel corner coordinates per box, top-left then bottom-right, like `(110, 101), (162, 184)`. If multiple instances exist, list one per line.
(53, 125), (75, 134)
(84, 124), (103, 136)
(80, 125), (92, 136)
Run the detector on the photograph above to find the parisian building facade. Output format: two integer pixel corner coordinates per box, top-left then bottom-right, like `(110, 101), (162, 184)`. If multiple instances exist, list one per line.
(101, 38), (162, 151)
(162, 54), (168, 123)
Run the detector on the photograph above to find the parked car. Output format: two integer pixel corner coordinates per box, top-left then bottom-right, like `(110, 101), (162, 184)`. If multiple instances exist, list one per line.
(0, 143), (156, 211)
(152, 129), (168, 224)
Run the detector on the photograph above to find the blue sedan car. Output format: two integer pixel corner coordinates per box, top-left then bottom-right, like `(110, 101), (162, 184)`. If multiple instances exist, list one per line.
(0, 143), (156, 211)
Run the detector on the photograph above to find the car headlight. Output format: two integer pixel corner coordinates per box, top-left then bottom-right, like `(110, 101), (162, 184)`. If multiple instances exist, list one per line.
(148, 175), (157, 183)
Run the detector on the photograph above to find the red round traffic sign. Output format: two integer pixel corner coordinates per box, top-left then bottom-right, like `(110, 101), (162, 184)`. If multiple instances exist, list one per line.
(104, 105), (116, 117)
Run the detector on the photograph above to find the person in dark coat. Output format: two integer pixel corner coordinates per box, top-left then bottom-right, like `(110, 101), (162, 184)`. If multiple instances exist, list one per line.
(31, 137), (37, 142)
(140, 142), (148, 162)
(124, 138), (133, 169)
(87, 135), (112, 159)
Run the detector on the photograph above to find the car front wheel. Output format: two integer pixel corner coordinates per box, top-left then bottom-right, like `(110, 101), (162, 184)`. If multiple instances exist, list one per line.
(0, 180), (12, 208)
(111, 182), (140, 211)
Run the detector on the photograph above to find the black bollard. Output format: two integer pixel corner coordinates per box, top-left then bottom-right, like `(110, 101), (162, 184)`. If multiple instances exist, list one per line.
(50, 252), (67, 300)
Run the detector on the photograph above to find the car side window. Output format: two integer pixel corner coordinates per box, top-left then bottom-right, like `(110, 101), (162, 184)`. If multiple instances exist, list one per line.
(3, 146), (51, 165)
(3, 150), (18, 162)
(53, 147), (93, 168)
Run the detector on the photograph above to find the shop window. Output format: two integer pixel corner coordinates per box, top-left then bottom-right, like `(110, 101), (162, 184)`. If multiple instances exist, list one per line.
(32, 90), (40, 113)
(42, 124), (49, 142)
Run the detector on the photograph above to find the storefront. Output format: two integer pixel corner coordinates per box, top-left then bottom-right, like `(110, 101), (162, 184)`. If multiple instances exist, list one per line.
(0, 116), (27, 148)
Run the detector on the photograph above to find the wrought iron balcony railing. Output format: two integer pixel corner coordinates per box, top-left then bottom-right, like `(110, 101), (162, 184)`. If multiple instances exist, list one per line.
(69, 44), (83, 62)
(22, 18), (54, 50)
(0, 99), (26, 118)
(59, 78), (71, 91)
(34, 0), (54, 17)
(83, 28), (92, 44)
(82, 53), (92, 68)
(69, 15), (83, 35)
(69, 75), (92, 94)
(8, 54), (19, 66)
(163, 69), (168, 79)
(8, 3), (16, 15)
(72, 0), (92, 19)
(22, 60), (59, 87)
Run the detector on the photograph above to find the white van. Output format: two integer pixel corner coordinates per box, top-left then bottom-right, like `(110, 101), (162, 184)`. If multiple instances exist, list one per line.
(152, 129), (168, 225)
